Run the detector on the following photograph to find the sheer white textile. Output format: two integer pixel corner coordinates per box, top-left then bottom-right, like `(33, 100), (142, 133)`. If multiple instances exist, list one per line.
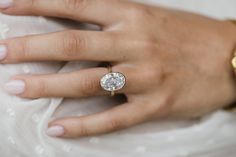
(0, 0), (236, 157)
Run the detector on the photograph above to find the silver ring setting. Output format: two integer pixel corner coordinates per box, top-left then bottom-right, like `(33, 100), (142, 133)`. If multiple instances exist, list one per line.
(100, 67), (126, 96)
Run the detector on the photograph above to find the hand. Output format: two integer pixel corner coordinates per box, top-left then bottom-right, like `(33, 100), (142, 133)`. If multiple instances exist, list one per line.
(1, 0), (236, 138)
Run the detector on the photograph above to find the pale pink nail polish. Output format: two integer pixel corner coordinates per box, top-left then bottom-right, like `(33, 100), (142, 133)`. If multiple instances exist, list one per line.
(0, 0), (13, 9)
(4, 80), (26, 95)
(0, 45), (7, 60)
(46, 126), (65, 137)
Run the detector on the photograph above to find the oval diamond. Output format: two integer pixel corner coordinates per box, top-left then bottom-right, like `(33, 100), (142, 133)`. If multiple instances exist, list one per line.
(100, 72), (126, 92)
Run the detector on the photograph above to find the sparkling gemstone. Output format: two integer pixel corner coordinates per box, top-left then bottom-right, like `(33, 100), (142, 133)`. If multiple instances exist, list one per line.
(100, 72), (126, 92)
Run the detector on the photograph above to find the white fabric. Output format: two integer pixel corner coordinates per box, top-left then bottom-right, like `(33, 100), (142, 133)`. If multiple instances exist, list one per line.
(0, 0), (236, 157)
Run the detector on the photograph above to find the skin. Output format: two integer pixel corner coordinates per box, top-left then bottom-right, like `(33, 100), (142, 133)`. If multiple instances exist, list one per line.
(0, 0), (236, 138)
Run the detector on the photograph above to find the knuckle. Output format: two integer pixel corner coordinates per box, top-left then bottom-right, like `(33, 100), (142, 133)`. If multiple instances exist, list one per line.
(140, 40), (157, 54)
(79, 77), (98, 96)
(150, 96), (172, 119)
(108, 118), (124, 131)
(36, 79), (47, 97)
(127, 5), (152, 22)
(158, 95), (173, 114)
(20, 38), (30, 59)
(27, 0), (37, 9)
(145, 66), (166, 85)
(28, 78), (47, 98)
(60, 31), (86, 58)
(151, 68), (164, 80)
(133, 36), (158, 58)
(64, 0), (87, 12)
(75, 120), (89, 137)
(159, 96), (171, 108)
(9, 37), (31, 61)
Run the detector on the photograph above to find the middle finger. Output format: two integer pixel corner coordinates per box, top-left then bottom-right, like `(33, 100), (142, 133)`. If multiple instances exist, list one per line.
(0, 30), (131, 63)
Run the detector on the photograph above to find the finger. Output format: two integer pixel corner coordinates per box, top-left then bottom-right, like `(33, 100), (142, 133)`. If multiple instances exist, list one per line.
(46, 101), (156, 138)
(4, 67), (137, 98)
(0, 30), (130, 63)
(0, 0), (125, 26)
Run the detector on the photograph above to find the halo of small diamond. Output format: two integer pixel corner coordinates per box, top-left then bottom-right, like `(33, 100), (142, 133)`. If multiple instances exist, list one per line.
(100, 72), (126, 92)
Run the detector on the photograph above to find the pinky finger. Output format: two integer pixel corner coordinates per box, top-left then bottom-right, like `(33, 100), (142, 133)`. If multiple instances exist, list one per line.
(46, 102), (156, 138)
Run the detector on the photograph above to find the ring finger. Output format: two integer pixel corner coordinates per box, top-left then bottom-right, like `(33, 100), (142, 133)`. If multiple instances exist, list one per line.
(4, 66), (141, 98)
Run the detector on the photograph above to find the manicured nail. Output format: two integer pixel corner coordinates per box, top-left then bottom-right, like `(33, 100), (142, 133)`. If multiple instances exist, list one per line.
(0, 45), (7, 60)
(46, 125), (65, 137)
(0, 0), (13, 9)
(4, 80), (25, 95)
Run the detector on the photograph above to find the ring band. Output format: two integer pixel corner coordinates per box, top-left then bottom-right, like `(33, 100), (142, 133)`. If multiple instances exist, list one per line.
(108, 65), (115, 96)
(100, 65), (126, 96)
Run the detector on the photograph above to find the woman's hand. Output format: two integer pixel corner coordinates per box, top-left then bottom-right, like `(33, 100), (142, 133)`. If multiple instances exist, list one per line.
(0, 0), (236, 138)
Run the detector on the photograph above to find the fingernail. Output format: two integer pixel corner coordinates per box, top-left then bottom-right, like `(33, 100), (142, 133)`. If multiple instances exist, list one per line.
(0, 45), (7, 60)
(4, 80), (25, 95)
(46, 125), (65, 137)
(0, 0), (13, 9)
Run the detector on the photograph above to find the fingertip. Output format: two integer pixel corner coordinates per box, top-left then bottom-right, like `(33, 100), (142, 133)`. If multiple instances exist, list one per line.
(48, 119), (73, 138)
(0, 0), (13, 9)
(46, 125), (65, 138)
(4, 79), (26, 95)
(48, 118), (87, 138)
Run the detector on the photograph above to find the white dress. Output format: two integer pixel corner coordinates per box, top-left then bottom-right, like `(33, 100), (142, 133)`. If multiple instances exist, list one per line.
(0, 0), (236, 157)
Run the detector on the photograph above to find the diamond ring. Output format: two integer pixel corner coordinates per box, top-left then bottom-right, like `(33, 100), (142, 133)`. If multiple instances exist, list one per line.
(100, 66), (126, 96)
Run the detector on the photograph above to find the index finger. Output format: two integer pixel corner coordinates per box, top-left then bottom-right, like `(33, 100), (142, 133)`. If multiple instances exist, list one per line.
(0, 0), (125, 26)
